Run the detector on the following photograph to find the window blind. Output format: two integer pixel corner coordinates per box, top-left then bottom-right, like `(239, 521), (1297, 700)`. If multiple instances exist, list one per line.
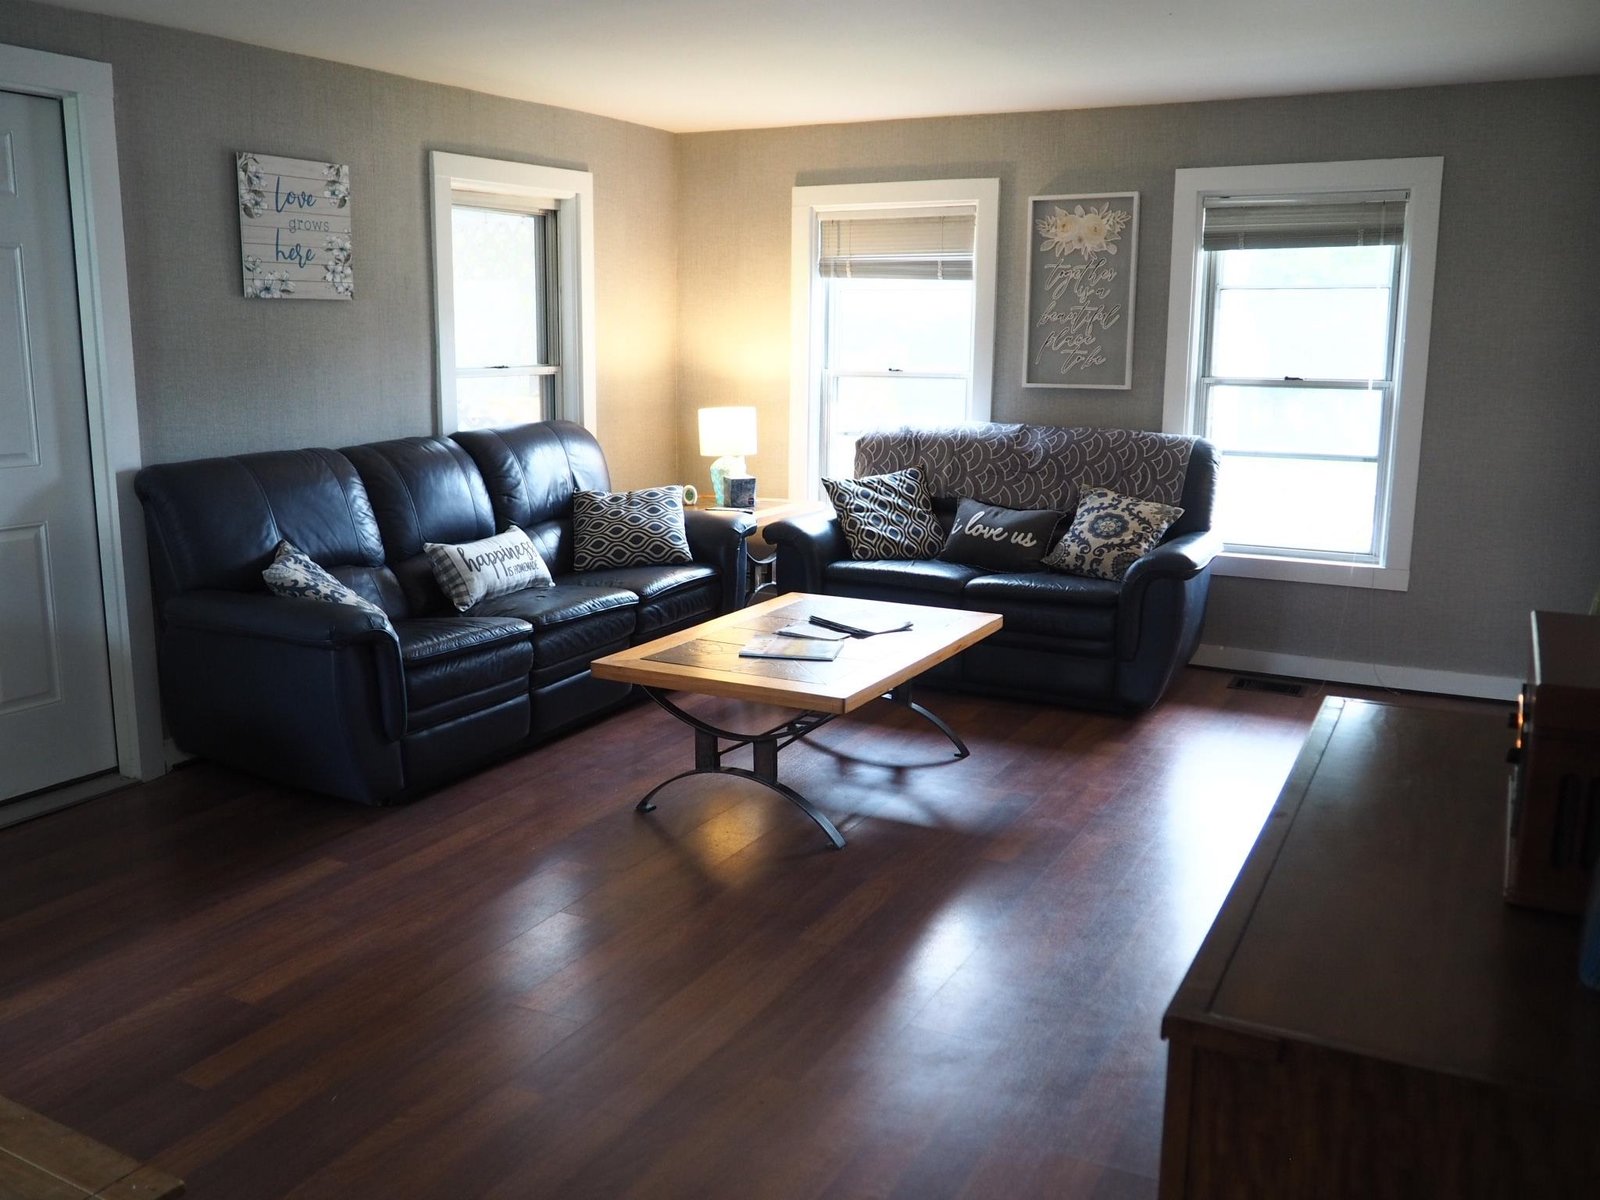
(1202, 194), (1406, 251)
(818, 211), (975, 280)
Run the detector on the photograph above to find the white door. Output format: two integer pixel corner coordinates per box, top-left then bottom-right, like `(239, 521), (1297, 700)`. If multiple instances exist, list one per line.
(0, 89), (116, 801)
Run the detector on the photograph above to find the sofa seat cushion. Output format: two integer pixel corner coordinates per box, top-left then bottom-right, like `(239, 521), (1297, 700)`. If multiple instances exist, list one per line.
(824, 559), (985, 596)
(564, 563), (715, 603)
(395, 616), (534, 723)
(472, 582), (640, 671)
(565, 563), (720, 638)
(961, 571), (1121, 642)
(472, 582), (636, 627)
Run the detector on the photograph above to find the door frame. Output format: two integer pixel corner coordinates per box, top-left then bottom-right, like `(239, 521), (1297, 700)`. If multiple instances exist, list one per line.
(0, 43), (162, 797)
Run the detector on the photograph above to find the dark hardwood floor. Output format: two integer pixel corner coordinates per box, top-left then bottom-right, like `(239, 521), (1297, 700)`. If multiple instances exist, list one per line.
(0, 668), (1506, 1199)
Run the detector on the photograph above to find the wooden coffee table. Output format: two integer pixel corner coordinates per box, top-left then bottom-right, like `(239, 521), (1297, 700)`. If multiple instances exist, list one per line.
(590, 593), (1002, 848)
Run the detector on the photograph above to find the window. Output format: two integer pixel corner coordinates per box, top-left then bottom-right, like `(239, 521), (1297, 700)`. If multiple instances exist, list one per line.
(792, 180), (999, 494)
(430, 153), (596, 434)
(1163, 159), (1442, 590)
(449, 200), (557, 429)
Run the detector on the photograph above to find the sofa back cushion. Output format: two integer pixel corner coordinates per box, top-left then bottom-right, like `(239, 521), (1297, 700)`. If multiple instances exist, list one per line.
(854, 423), (1212, 535)
(452, 420), (612, 574)
(135, 448), (399, 613)
(342, 437), (498, 616)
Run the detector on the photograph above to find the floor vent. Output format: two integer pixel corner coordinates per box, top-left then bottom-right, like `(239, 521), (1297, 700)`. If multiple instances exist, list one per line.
(1228, 675), (1307, 697)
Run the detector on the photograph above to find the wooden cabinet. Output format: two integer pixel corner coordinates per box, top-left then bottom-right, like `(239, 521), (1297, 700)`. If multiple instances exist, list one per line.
(1159, 698), (1600, 1199)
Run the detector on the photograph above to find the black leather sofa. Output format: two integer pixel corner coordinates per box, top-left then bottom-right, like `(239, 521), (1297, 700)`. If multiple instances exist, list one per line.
(135, 420), (752, 804)
(766, 424), (1221, 712)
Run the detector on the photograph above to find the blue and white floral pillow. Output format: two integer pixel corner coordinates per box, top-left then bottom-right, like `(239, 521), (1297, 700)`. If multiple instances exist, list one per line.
(262, 540), (391, 626)
(1043, 487), (1183, 581)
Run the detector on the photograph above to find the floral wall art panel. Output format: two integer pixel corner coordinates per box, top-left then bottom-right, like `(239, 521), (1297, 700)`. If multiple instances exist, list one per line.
(237, 152), (353, 300)
(1024, 192), (1137, 388)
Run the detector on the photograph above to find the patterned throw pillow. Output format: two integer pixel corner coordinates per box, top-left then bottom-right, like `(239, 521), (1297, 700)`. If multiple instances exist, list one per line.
(1043, 487), (1184, 581)
(424, 526), (554, 612)
(937, 498), (1063, 572)
(262, 540), (391, 625)
(822, 468), (945, 561)
(572, 486), (693, 571)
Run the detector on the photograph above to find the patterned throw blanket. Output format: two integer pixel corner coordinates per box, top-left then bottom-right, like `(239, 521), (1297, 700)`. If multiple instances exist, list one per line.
(853, 423), (1195, 513)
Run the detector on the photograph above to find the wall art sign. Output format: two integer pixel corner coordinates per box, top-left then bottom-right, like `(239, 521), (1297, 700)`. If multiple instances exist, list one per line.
(237, 152), (353, 300)
(1023, 191), (1137, 389)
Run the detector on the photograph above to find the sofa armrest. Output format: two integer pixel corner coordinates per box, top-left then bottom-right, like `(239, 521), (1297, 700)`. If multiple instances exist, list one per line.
(1120, 529), (1222, 591)
(1115, 530), (1221, 666)
(164, 589), (396, 648)
(683, 508), (757, 611)
(765, 512), (846, 595)
(158, 591), (408, 798)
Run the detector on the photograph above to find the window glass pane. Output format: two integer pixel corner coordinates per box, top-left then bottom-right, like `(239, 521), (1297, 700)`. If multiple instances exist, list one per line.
(452, 207), (545, 369)
(1209, 245), (1394, 381)
(826, 277), (974, 375)
(1216, 245), (1395, 289)
(1207, 385), (1383, 458)
(1216, 455), (1378, 556)
(1212, 285), (1391, 380)
(455, 372), (548, 431)
(825, 375), (968, 479)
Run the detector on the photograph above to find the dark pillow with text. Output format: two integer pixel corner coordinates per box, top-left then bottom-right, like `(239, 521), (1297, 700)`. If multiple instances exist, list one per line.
(937, 498), (1063, 572)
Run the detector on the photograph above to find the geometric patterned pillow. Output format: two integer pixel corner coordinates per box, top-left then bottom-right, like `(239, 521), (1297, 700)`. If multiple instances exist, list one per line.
(822, 468), (945, 561)
(572, 485), (693, 571)
(1041, 487), (1184, 581)
(424, 526), (553, 612)
(261, 539), (392, 625)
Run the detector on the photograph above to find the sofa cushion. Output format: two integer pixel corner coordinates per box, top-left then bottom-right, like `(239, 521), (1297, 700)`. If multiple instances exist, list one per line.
(470, 582), (640, 670)
(342, 437), (499, 617)
(1043, 487), (1184, 581)
(823, 469), (945, 560)
(825, 559), (985, 596)
(394, 616), (534, 720)
(962, 572), (1120, 643)
(572, 486), (693, 570)
(425, 526), (553, 612)
(937, 499), (1063, 572)
(854, 424), (1197, 516)
(565, 563), (721, 638)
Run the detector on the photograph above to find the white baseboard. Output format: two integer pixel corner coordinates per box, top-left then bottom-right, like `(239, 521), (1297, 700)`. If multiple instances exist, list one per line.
(1192, 643), (1519, 702)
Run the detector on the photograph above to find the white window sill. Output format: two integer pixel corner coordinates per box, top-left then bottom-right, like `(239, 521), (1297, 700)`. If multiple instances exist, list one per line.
(1212, 551), (1410, 591)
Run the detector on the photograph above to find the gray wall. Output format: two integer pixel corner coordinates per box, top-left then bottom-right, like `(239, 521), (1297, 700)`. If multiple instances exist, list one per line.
(0, 0), (681, 488)
(677, 78), (1600, 679)
(3, 0), (1593, 681)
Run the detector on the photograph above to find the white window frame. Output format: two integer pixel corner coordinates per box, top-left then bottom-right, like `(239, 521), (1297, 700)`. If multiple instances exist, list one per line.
(790, 178), (1000, 498)
(429, 151), (596, 433)
(1162, 157), (1443, 591)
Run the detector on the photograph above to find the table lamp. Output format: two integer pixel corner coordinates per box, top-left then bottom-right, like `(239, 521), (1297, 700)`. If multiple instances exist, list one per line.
(698, 406), (757, 506)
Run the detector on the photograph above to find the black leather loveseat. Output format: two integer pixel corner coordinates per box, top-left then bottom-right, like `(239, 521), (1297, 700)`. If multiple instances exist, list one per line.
(135, 420), (752, 804)
(766, 423), (1220, 712)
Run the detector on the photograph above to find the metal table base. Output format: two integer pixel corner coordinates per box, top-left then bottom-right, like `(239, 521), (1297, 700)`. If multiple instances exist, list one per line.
(635, 683), (969, 849)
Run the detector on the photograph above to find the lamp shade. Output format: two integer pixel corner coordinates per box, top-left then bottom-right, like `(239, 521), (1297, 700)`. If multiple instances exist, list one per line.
(698, 406), (757, 458)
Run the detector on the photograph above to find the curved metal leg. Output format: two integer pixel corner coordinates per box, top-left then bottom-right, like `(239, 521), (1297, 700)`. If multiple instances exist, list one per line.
(904, 700), (970, 759)
(634, 688), (846, 849)
(632, 766), (845, 850)
(888, 684), (970, 758)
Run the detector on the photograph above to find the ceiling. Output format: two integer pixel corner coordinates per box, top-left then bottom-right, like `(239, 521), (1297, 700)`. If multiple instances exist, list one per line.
(43, 0), (1600, 133)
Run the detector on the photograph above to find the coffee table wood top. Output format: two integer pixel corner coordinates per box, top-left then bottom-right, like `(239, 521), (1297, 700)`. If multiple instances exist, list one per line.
(591, 593), (1001, 715)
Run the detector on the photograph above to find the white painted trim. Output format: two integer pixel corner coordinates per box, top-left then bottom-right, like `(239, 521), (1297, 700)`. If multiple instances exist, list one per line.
(1192, 643), (1518, 702)
(1211, 551), (1409, 591)
(789, 178), (1000, 499)
(1162, 157), (1444, 591)
(429, 152), (597, 433)
(0, 771), (131, 831)
(0, 43), (160, 783)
